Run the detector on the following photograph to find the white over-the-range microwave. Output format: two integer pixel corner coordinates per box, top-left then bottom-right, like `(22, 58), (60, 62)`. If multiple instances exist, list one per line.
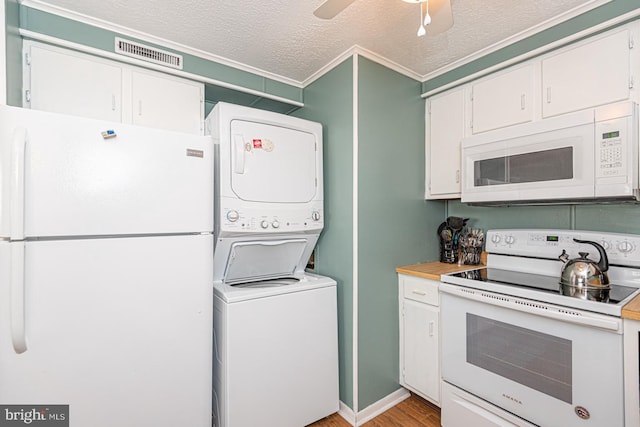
(461, 101), (639, 205)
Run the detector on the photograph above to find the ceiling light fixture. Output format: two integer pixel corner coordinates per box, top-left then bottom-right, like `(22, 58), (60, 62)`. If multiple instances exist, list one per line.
(313, 0), (453, 35)
(403, 0), (431, 37)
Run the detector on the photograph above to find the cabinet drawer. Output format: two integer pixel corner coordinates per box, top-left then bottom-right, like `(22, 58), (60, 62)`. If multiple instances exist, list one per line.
(401, 275), (439, 306)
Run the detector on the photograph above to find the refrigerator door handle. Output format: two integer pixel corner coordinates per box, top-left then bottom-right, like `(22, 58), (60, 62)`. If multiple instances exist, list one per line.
(10, 242), (27, 354)
(10, 127), (26, 240)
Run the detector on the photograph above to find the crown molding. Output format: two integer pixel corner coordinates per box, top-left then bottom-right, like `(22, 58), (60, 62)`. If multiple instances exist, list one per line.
(19, 0), (304, 88)
(302, 45), (422, 87)
(419, 0), (614, 83)
(20, 30), (304, 107)
(420, 6), (640, 97)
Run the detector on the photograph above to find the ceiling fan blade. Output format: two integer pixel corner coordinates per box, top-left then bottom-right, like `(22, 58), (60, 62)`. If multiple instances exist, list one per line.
(427, 0), (453, 35)
(313, 0), (358, 19)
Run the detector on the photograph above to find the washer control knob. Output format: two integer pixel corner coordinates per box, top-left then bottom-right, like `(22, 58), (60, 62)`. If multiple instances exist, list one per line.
(600, 240), (611, 250)
(311, 211), (321, 221)
(491, 234), (501, 244)
(226, 210), (239, 222)
(272, 220), (280, 229)
(505, 235), (516, 245)
(618, 241), (633, 253)
(260, 220), (269, 229)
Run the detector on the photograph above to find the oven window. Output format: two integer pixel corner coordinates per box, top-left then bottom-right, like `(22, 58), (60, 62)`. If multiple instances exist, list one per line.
(467, 314), (572, 403)
(473, 147), (573, 187)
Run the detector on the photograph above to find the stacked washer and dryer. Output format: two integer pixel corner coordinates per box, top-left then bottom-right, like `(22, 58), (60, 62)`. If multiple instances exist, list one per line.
(206, 102), (339, 427)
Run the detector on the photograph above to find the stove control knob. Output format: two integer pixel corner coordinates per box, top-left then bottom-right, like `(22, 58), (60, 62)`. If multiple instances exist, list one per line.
(226, 210), (239, 222)
(491, 234), (502, 244)
(617, 241), (634, 253)
(272, 220), (280, 229)
(505, 235), (516, 245)
(260, 220), (269, 229)
(311, 211), (321, 221)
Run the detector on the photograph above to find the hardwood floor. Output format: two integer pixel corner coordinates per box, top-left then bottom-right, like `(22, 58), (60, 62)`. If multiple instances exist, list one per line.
(308, 394), (441, 427)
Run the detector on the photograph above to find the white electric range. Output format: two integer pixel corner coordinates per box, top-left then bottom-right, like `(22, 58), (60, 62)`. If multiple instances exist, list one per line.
(440, 229), (640, 427)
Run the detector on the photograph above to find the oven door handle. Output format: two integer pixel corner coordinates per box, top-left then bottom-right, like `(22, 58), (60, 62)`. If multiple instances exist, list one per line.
(439, 283), (622, 332)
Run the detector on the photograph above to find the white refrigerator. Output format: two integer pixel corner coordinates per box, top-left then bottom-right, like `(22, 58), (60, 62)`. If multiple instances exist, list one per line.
(0, 105), (214, 426)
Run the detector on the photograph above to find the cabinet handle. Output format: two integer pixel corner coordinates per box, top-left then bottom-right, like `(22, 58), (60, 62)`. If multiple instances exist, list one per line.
(429, 321), (435, 337)
(138, 100), (143, 116)
(412, 290), (427, 296)
(456, 169), (460, 184)
(546, 87), (552, 104)
(112, 95), (116, 111)
(521, 94), (525, 110)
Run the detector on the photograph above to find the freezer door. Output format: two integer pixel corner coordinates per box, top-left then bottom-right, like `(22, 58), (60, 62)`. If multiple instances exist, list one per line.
(228, 119), (319, 203)
(0, 105), (213, 238)
(0, 235), (213, 427)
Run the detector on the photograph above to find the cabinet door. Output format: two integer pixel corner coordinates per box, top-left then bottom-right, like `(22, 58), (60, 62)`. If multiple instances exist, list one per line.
(542, 28), (631, 118)
(131, 70), (203, 134)
(27, 44), (122, 122)
(403, 299), (440, 404)
(426, 88), (465, 199)
(472, 64), (534, 134)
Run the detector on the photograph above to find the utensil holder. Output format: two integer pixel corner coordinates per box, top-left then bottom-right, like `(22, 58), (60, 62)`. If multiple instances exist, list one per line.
(460, 245), (482, 265)
(439, 235), (458, 264)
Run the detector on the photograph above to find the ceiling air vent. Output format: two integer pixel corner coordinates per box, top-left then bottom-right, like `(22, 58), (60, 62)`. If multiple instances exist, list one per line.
(115, 37), (183, 70)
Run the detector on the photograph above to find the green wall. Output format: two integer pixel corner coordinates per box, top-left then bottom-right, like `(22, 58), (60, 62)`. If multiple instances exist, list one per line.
(448, 202), (640, 236)
(292, 58), (356, 408)
(356, 56), (443, 409)
(294, 56), (445, 412)
(5, 0), (20, 106)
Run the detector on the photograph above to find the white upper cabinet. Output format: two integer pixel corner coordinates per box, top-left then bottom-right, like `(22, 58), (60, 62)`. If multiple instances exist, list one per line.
(542, 28), (632, 118)
(131, 70), (203, 134)
(426, 87), (467, 199)
(472, 64), (536, 134)
(27, 43), (123, 123)
(24, 42), (204, 135)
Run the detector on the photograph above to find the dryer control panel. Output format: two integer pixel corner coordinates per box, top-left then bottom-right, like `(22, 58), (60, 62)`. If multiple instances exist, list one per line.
(219, 205), (323, 234)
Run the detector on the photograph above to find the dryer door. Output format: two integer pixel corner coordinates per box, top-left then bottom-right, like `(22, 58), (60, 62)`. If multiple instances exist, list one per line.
(229, 119), (318, 203)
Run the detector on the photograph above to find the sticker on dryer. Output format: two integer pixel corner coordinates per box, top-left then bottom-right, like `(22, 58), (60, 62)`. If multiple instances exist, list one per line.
(252, 139), (274, 152)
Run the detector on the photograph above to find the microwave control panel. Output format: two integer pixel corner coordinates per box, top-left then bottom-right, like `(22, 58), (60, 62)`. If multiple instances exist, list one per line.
(595, 115), (629, 179)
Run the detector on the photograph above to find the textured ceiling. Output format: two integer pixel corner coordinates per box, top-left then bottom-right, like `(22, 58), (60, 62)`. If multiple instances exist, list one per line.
(33, 0), (596, 84)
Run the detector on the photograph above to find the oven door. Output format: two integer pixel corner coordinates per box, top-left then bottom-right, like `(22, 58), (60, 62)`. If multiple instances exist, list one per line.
(440, 283), (624, 427)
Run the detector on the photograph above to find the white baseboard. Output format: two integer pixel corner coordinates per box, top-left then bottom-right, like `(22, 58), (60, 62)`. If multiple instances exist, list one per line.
(336, 401), (356, 426)
(335, 387), (411, 426)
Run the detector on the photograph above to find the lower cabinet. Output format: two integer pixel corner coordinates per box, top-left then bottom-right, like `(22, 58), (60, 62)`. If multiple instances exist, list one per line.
(398, 274), (440, 405)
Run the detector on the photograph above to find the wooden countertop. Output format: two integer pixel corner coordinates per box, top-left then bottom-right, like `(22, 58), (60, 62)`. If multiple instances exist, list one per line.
(396, 260), (484, 281)
(623, 295), (640, 320)
(396, 256), (640, 320)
